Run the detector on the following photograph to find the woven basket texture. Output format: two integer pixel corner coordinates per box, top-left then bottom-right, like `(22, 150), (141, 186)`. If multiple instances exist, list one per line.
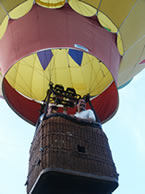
(27, 115), (118, 193)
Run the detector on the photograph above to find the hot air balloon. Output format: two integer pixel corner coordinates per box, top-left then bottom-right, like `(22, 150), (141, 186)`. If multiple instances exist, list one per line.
(0, 0), (145, 194)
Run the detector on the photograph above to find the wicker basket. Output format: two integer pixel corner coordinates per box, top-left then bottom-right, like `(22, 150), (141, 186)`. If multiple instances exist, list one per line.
(27, 113), (118, 194)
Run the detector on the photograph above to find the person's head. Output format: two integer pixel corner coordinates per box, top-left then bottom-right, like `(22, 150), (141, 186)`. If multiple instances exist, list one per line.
(48, 104), (58, 113)
(51, 105), (58, 113)
(77, 99), (86, 112)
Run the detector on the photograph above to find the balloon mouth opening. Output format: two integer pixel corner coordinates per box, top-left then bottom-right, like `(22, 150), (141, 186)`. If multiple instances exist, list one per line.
(4, 48), (114, 102)
(2, 48), (119, 124)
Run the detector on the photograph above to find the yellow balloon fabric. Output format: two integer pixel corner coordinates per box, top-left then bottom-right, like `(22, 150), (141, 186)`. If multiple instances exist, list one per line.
(68, 0), (97, 17)
(5, 49), (113, 101)
(9, 0), (34, 19)
(35, 0), (65, 8)
(81, 0), (137, 28)
(0, 0), (33, 19)
(0, 15), (8, 39)
(0, 0), (33, 38)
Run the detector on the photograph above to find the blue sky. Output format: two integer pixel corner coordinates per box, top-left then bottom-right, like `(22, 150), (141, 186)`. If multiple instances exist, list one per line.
(0, 69), (145, 194)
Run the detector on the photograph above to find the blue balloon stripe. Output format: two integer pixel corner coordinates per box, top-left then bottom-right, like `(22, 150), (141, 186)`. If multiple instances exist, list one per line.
(68, 49), (83, 66)
(37, 50), (53, 70)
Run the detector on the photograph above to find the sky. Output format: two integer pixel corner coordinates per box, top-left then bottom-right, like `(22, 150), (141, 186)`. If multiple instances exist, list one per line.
(0, 70), (145, 194)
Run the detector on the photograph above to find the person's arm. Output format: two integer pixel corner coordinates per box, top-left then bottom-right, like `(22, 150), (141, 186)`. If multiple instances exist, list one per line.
(87, 110), (96, 121)
(46, 106), (53, 117)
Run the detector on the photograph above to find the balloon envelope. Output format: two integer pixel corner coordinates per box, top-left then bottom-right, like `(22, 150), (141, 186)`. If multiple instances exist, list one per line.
(0, 0), (145, 125)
